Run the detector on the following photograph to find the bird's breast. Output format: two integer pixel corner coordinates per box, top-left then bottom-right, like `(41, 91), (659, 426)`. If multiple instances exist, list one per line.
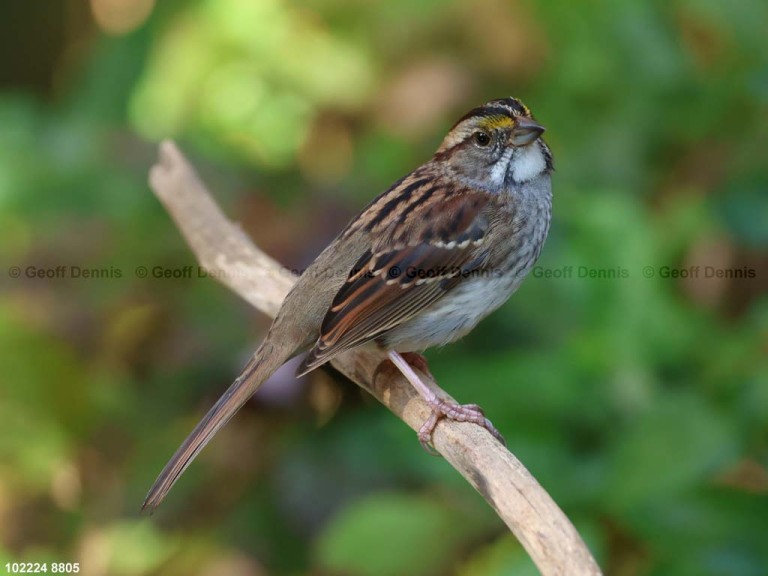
(381, 177), (552, 352)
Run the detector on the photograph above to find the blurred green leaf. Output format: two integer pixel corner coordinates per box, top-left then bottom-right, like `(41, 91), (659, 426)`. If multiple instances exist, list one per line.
(605, 393), (738, 511)
(457, 535), (537, 576)
(316, 492), (474, 576)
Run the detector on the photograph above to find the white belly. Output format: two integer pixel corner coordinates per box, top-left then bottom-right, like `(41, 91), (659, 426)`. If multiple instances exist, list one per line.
(381, 273), (523, 352)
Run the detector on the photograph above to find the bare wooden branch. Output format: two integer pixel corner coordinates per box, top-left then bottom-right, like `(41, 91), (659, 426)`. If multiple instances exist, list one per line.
(148, 140), (602, 576)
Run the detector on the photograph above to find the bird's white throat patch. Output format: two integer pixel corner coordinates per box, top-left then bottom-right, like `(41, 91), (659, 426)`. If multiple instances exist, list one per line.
(509, 143), (547, 184)
(489, 148), (514, 186)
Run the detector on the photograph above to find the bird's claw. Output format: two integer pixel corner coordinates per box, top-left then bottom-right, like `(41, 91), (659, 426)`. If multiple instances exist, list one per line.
(418, 399), (506, 454)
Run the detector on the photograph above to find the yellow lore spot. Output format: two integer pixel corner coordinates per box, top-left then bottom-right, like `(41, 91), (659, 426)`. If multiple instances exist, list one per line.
(479, 115), (516, 131)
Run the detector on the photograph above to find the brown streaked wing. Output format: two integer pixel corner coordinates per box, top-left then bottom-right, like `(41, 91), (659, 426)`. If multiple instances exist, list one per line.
(297, 182), (493, 374)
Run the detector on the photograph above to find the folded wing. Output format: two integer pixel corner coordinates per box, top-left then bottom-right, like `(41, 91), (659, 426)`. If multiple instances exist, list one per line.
(298, 176), (494, 373)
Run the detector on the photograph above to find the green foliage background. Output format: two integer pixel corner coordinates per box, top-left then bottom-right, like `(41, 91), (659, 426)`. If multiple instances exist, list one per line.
(1, 1), (766, 574)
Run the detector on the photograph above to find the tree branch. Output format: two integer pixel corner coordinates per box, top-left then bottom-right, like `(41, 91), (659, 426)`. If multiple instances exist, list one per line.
(148, 140), (602, 576)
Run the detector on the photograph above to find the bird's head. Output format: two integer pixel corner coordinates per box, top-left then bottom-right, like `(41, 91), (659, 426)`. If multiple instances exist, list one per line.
(436, 97), (553, 189)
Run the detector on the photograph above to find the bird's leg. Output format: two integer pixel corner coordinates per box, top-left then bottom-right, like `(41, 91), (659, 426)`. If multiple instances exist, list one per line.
(399, 352), (433, 379)
(386, 350), (506, 453)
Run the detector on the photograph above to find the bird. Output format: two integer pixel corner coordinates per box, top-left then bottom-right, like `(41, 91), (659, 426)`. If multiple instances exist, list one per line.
(143, 97), (553, 512)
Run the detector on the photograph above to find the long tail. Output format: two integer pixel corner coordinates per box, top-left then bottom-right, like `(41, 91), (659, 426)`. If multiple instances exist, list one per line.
(142, 342), (287, 512)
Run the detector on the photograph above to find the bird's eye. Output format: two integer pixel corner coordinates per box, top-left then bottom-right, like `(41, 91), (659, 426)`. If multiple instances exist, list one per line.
(473, 131), (491, 147)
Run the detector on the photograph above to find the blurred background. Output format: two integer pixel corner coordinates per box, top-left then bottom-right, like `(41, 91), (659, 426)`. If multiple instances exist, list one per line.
(1, 0), (767, 574)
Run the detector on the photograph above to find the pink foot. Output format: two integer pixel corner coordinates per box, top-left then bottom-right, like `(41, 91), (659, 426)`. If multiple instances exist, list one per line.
(384, 350), (505, 455)
(418, 399), (506, 455)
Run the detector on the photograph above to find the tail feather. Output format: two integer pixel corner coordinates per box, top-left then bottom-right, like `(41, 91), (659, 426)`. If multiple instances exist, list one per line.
(142, 342), (286, 512)
(296, 346), (323, 377)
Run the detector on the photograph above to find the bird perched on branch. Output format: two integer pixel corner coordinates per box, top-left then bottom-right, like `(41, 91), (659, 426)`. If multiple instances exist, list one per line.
(143, 97), (553, 511)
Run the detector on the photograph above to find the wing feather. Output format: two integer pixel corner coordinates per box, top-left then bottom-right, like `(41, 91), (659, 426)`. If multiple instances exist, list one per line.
(297, 176), (495, 374)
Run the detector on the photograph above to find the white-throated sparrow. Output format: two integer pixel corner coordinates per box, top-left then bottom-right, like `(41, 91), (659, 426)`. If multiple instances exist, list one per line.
(143, 97), (553, 511)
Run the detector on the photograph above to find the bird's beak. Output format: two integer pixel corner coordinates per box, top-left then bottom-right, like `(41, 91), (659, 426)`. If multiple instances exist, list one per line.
(510, 117), (545, 146)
